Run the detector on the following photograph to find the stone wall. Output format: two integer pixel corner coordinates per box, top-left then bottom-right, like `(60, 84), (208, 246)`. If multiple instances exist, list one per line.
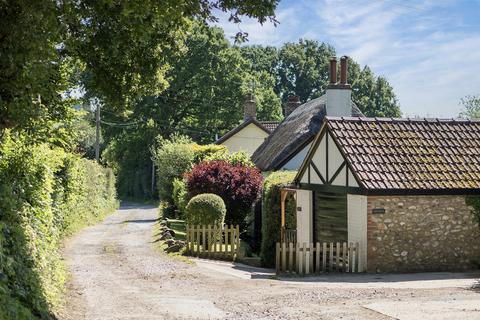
(367, 195), (480, 273)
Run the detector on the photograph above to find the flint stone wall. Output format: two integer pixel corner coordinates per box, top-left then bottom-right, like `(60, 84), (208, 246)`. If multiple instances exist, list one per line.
(367, 195), (480, 273)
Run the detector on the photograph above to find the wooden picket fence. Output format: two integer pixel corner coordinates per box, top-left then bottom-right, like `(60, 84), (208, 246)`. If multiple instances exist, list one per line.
(185, 224), (241, 260)
(276, 242), (360, 275)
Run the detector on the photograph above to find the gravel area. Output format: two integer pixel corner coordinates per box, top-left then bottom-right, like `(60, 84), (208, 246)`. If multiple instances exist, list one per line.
(60, 202), (480, 320)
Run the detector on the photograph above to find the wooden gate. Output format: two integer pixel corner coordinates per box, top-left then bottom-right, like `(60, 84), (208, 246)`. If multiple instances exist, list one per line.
(276, 241), (359, 275)
(185, 224), (240, 260)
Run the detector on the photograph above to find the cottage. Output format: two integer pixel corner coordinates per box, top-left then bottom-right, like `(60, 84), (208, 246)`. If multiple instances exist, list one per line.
(215, 93), (279, 155)
(290, 116), (480, 272)
(252, 56), (363, 171)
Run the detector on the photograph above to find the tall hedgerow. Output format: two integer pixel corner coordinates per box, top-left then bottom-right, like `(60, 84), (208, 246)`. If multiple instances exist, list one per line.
(260, 171), (297, 267)
(0, 134), (117, 319)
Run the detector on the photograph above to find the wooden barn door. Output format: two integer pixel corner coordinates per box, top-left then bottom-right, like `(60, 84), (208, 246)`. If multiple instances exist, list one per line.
(314, 191), (347, 243)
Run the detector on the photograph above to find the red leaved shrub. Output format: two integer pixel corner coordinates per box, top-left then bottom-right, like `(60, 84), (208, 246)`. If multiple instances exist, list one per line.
(184, 160), (263, 227)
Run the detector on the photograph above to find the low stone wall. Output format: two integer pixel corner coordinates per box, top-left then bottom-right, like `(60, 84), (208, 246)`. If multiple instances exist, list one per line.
(367, 195), (480, 273)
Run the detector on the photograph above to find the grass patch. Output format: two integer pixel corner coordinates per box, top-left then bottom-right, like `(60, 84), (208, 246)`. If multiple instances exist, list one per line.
(167, 219), (186, 240)
(152, 218), (193, 265)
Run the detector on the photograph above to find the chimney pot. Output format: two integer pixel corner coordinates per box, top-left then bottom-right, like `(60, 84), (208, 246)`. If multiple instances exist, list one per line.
(340, 56), (348, 85)
(244, 93), (256, 121)
(329, 57), (337, 84)
(284, 95), (301, 117)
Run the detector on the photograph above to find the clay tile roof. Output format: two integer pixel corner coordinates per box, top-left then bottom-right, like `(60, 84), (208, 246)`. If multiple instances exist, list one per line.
(326, 117), (480, 191)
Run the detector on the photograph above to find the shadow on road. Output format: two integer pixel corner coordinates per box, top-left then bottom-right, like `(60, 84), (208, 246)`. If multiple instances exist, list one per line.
(122, 219), (159, 224)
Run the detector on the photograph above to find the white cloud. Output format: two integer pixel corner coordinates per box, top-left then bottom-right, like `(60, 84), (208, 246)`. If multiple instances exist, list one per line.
(215, 0), (480, 117)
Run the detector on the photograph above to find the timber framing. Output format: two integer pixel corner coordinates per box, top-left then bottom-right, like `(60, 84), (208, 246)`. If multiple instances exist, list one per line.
(293, 117), (480, 197)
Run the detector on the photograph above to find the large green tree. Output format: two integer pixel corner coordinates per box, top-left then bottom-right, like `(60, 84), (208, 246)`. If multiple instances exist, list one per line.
(239, 39), (401, 117)
(102, 23), (282, 199)
(0, 0), (279, 141)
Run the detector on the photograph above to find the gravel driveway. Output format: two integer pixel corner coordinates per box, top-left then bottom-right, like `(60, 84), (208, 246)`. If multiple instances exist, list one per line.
(60, 202), (480, 320)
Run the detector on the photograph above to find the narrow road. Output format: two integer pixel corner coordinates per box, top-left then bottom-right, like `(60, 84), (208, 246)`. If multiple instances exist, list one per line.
(61, 203), (480, 320)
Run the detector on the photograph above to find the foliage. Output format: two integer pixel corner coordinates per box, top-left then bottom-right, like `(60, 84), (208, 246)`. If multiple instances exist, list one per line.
(203, 150), (255, 167)
(185, 160), (263, 228)
(1, 0), (278, 140)
(185, 193), (226, 226)
(152, 135), (194, 204)
(239, 40), (401, 117)
(459, 95), (480, 119)
(103, 130), (157, 199)
(0, 134), (117, 318)
(191, 144), (227, 164)
(172, 178), (190, 217)
(260, 171), (297, 267)
(466, 196), (480, 225)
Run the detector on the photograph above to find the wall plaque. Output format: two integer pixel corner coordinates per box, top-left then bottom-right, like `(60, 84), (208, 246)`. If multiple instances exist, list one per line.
(372, 208), (386, 214)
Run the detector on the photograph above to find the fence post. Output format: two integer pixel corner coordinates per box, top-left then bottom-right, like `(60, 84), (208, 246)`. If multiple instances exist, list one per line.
(322, 242), (327, 272)
(288, 242), (293, 272)
(235, 225), (240, 259)
(281, 242), (287, 273)
(276, 242), (280, 274)
(296, 242), (300, 273)
(315, 242), (320, 274)
(329, 242), (334, 271)
(355, 242), (359, 273)
(342, 242), (348, 272)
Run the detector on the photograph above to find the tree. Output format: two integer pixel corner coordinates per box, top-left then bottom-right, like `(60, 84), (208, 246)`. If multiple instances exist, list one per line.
(239, 39), (401, 117)
(276, 39), (335, 103)
(0, 0), (279, 141)
(459, 95), (480, 119)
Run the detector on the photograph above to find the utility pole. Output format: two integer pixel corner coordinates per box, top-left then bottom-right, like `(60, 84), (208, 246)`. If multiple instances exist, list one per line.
(95, 103), (101, 162)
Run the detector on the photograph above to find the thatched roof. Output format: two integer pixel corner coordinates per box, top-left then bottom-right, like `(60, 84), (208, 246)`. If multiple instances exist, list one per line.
(252, 94), (363, 171)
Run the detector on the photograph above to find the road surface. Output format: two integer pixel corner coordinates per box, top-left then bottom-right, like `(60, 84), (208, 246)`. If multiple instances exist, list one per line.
(60, 202), (480, 320)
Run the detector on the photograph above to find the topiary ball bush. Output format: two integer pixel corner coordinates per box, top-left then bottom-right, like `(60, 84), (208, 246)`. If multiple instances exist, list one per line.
(185, 193), (226, 226)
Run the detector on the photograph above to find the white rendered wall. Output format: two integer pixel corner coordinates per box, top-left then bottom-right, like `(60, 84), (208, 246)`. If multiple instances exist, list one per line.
(296, 189), (313, 245)
(347, 194), (368, 272)
(221, 123), (269, 155)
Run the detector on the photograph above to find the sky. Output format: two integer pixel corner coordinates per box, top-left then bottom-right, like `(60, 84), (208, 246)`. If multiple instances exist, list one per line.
(216, 0), (480, 118)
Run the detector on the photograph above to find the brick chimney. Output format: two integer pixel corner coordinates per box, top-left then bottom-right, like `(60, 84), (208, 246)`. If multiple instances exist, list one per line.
(284, 95), (301, 117)
(326, 56), (352, 117)
(244, 93), (256, 121)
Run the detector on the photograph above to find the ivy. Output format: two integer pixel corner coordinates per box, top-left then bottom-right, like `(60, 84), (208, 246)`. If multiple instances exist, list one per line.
(466, 196), (480, 225)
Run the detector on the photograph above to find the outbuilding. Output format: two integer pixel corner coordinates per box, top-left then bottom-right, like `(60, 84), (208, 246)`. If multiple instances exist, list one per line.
(291, 116), (480, 272)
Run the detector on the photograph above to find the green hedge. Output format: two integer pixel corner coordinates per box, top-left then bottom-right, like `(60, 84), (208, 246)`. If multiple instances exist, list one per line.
(0, 135), (117, 319)
(185, 193), (226, 226)
(260, 171), (297, 267)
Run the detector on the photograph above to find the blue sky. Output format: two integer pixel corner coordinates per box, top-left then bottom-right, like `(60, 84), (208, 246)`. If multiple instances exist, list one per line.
(216, 0), (480, 117)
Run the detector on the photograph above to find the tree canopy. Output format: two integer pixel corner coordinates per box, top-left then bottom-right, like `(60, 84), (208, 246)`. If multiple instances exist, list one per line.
(0, 0), (279, 141)
(239, 40), (401, 117)
(459, 95), (480, 118)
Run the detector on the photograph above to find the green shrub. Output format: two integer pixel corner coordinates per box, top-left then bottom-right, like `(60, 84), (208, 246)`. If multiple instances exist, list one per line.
(260, 171), (297, 267)
(152, 134), (194, 205)
(204, 150), (255, 167)
(185, 193), (226, 226)
(0, 134), (117, 318)
(191, 144), (227, 164)
(172, 178), (189, 217)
